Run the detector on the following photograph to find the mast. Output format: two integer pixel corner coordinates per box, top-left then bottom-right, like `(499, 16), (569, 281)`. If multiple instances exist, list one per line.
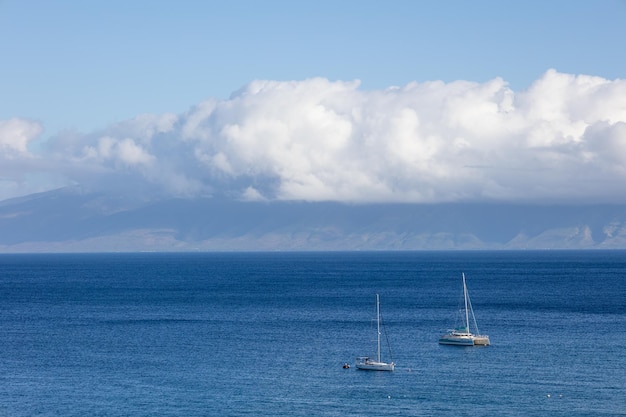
(376, 294), (381, 363)
(462, 273), (470, 333)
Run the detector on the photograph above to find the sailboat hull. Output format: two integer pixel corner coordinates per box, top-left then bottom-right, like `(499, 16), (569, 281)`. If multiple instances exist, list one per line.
(472, 335), (490, 346)
(356, 359), (395, 371)
(438, 334), (475, 346)
(438, 333), (490, 346)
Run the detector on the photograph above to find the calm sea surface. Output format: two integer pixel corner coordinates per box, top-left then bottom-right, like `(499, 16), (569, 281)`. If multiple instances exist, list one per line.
(0, 251), (624, 416)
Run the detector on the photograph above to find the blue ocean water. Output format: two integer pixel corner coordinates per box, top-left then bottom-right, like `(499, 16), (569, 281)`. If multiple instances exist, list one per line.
(0, 251), (624, 416)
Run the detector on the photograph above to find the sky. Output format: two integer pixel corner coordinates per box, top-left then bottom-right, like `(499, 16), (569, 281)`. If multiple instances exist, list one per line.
(1, 0), (626, 204)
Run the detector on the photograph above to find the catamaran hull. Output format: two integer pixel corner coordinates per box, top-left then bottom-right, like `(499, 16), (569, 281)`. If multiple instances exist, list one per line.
(472, 336), (490, 346)
(438, 335), (475, 346)
(439, 334), (490, 346)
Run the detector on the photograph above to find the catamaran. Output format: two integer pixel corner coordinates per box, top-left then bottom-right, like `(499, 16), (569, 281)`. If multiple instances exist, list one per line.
(439, 273), (490, 346)
(356, 294), (395, 371)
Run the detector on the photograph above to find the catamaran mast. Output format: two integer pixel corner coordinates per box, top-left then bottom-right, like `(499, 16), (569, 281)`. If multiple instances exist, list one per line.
(376, 294), (381, 362)
(462, 273), (470, 333)
(466, 279), (481, 335)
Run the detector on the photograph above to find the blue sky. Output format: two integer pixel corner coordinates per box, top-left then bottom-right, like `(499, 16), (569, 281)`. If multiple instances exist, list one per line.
(3, 0), (625, 134)
(1, 0), (626, 204)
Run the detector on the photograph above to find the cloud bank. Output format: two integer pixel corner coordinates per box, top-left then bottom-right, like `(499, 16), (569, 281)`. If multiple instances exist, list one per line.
(2, 69), (626, 204)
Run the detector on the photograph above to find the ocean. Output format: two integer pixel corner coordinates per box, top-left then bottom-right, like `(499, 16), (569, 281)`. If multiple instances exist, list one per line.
(0, 251), (624, 416)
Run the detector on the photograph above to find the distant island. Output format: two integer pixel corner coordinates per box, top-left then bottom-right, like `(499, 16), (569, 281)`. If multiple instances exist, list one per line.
(1, 187), (625, 252)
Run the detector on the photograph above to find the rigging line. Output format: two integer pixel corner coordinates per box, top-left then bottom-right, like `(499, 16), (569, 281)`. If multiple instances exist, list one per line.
(466, 290), (481, 335)
(379, 309), (393, 362)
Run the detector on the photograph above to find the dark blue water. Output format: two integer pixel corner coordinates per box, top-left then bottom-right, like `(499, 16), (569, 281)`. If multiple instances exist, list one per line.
(0, 251), (624, 416)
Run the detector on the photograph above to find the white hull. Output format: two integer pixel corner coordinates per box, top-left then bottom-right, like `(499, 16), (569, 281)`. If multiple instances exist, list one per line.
(439, 334), (475, 346)
(472, 335), (490, 346)
(356, 359), (395, 372)
(439, 333), (490, 346)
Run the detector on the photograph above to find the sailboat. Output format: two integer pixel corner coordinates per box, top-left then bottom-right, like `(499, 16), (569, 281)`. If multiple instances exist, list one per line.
(356, 294), (395, 371)
(439, 273), (490, 346)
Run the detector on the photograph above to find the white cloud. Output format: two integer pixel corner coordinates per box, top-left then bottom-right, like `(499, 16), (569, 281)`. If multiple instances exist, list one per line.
(82, 136), (155, 167)
(1, 70), (626, 203)
(0, 118), (42, 156)
(0, 118), (69, 200)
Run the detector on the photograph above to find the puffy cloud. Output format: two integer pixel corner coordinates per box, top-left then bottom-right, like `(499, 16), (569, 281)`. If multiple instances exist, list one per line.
(1, 70), (626, 203)
(178, 72), (626, 203)
(0, 118), (42, 156)
(0, 118), (70, 200)
(81, 136), (155, 166)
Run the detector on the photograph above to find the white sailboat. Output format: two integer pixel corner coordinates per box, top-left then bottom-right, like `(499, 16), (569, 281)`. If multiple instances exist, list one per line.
(356, 294), (395, 371)
(439, 273), (490, 346)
